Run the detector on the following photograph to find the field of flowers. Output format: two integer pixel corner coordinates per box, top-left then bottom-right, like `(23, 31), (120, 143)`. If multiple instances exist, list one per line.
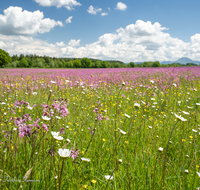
(0, 67), (200, 189)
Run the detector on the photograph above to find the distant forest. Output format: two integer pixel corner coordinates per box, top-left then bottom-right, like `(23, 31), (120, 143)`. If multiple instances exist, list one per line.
(1, 49), (199, 68)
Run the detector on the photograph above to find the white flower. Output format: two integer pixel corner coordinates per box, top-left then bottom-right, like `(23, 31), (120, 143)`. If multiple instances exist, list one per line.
(174, 113), (187, 121)
(172, 83), (177, 87)
(42, 116), (51, 121)
(51, 131), (64, 140)
(51, 80), (56, 84)
(182, 111), (189, 115)
(151, 98), (155, 101)
(105, 175), (113, 180)
(119, 129), (126, 135)
(134, 103), (140, 108)
(197, 172), (200, 177)
(32, 92), (37, 96)
(13, 128), (17, 131)
(65, 80), (70, 83)
(124, 113), (130, 118)
(27, 105), (33, 110)
(196, 103), (200, 106)
(66, 139), (71, 142)
(122, 82), (125, 86)
(118, 159), (122, 163)
(58, 148), (71, 158)
(192, 129), (198, 133)
(185, 155), (189, 158)
(148, 126), (152, 129)
(194, 88), (197, 91)
(55, 116), (61, 119)
(54, 176), (58, 179)
(0, 102), (6, 105)
(184, 169), (189, 174)
(81, 158), (90, 162)
(158, 147), (163, 152)
(150, 80), (154, 84)
(178, 101), (181, 104)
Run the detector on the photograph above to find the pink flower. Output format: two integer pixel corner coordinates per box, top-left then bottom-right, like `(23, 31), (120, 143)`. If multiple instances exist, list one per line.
(70, 148), (80, 160)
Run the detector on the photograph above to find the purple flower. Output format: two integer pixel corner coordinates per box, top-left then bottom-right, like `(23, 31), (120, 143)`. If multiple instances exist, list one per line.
(59, 127), (65, 135)
(49, 149), (54, 156)
(42, 124), (49, 132)
(70, 148), (79, 160)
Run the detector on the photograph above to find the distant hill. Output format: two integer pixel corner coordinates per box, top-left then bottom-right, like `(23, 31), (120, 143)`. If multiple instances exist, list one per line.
(161, 57), (200, 65)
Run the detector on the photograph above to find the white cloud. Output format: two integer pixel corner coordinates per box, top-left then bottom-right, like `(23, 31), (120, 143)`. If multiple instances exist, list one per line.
(115, 2), (127, 11)
(87, 5), (102, 14)
(34, 0), (81, 10)
(65, 16), (73, 23)
(0, 6), (63, 36)
(2, 20), (200, 63)
(56, 41), (66, 46)
(101, 12), (108, 16)
(68, 39), (81, 46)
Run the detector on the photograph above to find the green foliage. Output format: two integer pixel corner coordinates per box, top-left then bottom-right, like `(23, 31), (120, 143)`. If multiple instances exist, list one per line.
(81, 57), (92, 68)
(95, 60), (102, 68)
(73, 59), (81, 68)
(0, 49), (12, 67)
(129, 62), (135, 67)
(152, 61), (161, 67)
(18, 58), (29, 67)
(49, 60), (55, 68)
(101, 61), (108, 68)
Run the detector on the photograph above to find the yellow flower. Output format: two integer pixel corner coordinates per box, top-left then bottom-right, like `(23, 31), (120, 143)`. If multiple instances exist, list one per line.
(182, 139), (186, 142)
(189, 136), (193, 139)
(102, 138), (106, 142)
(83, 184), (88, 188)
(125, 141), (129, 144)
(196, 165), (199, 168)
(82, 151), (84, 155)
(91, 179), (97, 184)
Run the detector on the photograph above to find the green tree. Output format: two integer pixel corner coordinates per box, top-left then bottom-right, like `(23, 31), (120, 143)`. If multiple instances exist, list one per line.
(95, 61), (102, 68)
(73, 59), (81, 68)
(18, 58), (29, 67)
(81, 57), (92, 68)
(129, 62), (135, 67)
(152, 61), (161, 67)
(113, 62), (120, 68)
(49, 60), (55, 68)
(0, 49), (12, 67)
(28, 60), (33, 67)
(101, 61), (108, 68)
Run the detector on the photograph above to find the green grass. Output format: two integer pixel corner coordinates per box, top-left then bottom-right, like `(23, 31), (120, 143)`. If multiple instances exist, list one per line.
(0, 71), (200, 190)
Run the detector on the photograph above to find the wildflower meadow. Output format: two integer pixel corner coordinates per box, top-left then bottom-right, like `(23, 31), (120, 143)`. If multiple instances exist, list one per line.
(0, 67), (200, 189)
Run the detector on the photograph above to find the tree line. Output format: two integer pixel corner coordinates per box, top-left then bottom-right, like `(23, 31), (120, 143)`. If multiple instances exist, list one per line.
(0, 49), (199, 68)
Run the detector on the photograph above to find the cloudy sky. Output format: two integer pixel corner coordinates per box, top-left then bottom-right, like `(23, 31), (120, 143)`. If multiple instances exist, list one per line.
(0, 0), (200, 62)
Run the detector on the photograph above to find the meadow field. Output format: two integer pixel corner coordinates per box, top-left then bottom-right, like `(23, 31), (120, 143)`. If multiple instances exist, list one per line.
(0, 67), (200, 190)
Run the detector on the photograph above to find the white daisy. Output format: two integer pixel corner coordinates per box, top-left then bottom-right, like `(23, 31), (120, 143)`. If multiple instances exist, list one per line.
(119, 129), (126, 135)
(81, 158), (90, 162)
(134, 103), (140, 108)
(42, 116), (51, 121)
(124, 113), (130, 118)
(174, 113), (187, 121)
(58, 148), (71, 158)
(105, 175), (113, 180)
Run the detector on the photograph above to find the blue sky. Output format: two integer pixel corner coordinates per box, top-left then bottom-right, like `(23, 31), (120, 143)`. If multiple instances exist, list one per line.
(0, 0), (200, 62)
